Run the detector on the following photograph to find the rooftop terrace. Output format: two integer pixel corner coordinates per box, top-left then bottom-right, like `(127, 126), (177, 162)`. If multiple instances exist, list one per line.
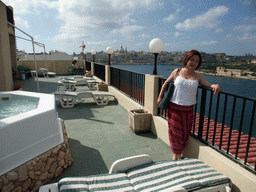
(19, 76), (174, 184)
(13, 72), (255, 191)
(2, 60), (255, 192)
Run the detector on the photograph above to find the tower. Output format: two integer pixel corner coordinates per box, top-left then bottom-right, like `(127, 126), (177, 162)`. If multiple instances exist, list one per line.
(79, 41), (86, 59)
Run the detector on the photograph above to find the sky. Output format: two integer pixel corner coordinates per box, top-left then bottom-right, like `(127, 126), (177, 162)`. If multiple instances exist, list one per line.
(2, 0), (256, 56)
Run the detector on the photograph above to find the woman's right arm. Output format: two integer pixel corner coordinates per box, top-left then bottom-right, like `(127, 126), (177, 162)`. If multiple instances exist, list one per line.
(157, 68), (179, 105)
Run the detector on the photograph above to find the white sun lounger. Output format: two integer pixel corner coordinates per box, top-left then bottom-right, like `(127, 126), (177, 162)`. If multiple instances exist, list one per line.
(31, 68), (56, 77)
(31, 68), (56, 78)
(60, 76), (94, 81)
(57, 79), (99, 91)
(39, 154), (232, 192)
(61, 78), (96, 86)
(54, 90), (115, 108)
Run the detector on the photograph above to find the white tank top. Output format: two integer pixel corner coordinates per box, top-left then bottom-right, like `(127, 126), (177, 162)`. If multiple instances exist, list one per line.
(170, 74), (199, 106)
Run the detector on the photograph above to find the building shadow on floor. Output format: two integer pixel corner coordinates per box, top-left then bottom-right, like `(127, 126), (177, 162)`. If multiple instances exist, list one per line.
(56, 100), (118, 121)
(136, 131), (158, 139)
(49, 138), (108, 184)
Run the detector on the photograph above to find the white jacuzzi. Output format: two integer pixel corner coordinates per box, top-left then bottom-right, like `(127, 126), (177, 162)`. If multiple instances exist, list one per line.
(0, 91), (63, 176)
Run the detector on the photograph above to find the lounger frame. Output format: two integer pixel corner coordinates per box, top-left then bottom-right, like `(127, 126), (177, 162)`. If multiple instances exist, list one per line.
(31, 68), (56, 78)
(58, 79), (98, 91)
(55, 91), (114, 108)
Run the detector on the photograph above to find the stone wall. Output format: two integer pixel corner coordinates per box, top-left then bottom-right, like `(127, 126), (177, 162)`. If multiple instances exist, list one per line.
(17, 60), (85, 75)
(0, 119), (73, 192)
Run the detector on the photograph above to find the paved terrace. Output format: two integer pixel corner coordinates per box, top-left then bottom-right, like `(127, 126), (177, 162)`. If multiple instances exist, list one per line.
(18, 76), (174, 184)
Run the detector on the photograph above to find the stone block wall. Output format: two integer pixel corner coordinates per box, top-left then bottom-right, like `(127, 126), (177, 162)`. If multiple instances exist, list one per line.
(17, 60), (85, 75)
(0, 119), (73, 192)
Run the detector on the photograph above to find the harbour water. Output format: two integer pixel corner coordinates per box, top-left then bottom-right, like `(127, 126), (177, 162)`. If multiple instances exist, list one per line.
(112, 64), (256, 137)
(112, 64), (256, 100)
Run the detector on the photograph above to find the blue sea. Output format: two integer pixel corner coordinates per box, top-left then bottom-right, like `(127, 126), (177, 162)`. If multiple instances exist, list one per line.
(112, 64), (256, 137)
(112, 64), (256, 99)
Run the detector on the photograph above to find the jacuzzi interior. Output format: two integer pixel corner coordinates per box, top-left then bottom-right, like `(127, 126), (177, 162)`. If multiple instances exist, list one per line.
(0, 94), (39, 120)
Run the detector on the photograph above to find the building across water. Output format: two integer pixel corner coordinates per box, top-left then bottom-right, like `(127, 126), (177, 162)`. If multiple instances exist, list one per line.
(216, 66), (256, 80)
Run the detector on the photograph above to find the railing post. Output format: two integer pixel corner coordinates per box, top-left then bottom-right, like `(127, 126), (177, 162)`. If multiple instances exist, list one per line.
(144, 74), (164, 116)
(198, 88), (207, 139)
(105, 65), (111, 85)
(91, 62), (95, 76)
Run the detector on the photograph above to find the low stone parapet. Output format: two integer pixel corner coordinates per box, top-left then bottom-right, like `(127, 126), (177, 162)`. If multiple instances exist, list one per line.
(0, 119), (73, 192)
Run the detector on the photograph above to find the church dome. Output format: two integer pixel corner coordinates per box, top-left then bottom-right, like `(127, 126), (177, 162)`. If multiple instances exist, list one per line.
(119, 46), (125, 53)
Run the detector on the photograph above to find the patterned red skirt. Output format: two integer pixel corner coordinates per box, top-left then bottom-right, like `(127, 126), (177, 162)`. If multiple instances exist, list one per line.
(167, 102), (194, 154)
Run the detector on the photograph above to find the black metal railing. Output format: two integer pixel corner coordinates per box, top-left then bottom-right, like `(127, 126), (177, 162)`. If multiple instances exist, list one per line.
(158, 77), (256, 174)
(110, 67), (145, 105)
(94, 63), (105, 81)
(85, 61), (91, 71)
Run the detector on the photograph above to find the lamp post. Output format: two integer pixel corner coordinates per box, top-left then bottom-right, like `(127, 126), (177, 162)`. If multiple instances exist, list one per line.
(149, 38), (164, 75)
(91, 49), (96, 62)
(83, 51), (87, 61)
(106, 46), (114, 65)
(83, 51), (87, 70)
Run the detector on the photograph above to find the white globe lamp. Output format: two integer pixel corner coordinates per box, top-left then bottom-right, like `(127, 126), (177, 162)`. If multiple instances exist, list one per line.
(106, 46), (114, 65)
(91, 49), (96, 62)
(149, 38), (164, 75)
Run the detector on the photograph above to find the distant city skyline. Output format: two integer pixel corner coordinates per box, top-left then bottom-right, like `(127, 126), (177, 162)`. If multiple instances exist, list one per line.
(21, 48), (254, 57)
(18, 47), (255, 67)
(2, 0), (256, 56)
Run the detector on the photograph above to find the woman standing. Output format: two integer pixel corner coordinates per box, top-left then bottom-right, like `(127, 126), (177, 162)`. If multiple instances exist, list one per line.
(157, 50), (221, 160)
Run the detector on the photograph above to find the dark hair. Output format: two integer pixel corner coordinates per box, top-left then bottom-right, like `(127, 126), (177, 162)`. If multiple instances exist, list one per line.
(72, 60), (77, 64)
(182, 50), (202, 70)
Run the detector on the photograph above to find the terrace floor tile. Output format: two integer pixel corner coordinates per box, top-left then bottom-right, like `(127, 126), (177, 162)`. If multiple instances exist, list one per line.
(19, 76), (174, 183)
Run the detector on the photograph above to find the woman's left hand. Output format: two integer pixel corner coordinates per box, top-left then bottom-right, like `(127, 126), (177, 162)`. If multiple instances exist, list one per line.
(211, 84), (221, 94)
